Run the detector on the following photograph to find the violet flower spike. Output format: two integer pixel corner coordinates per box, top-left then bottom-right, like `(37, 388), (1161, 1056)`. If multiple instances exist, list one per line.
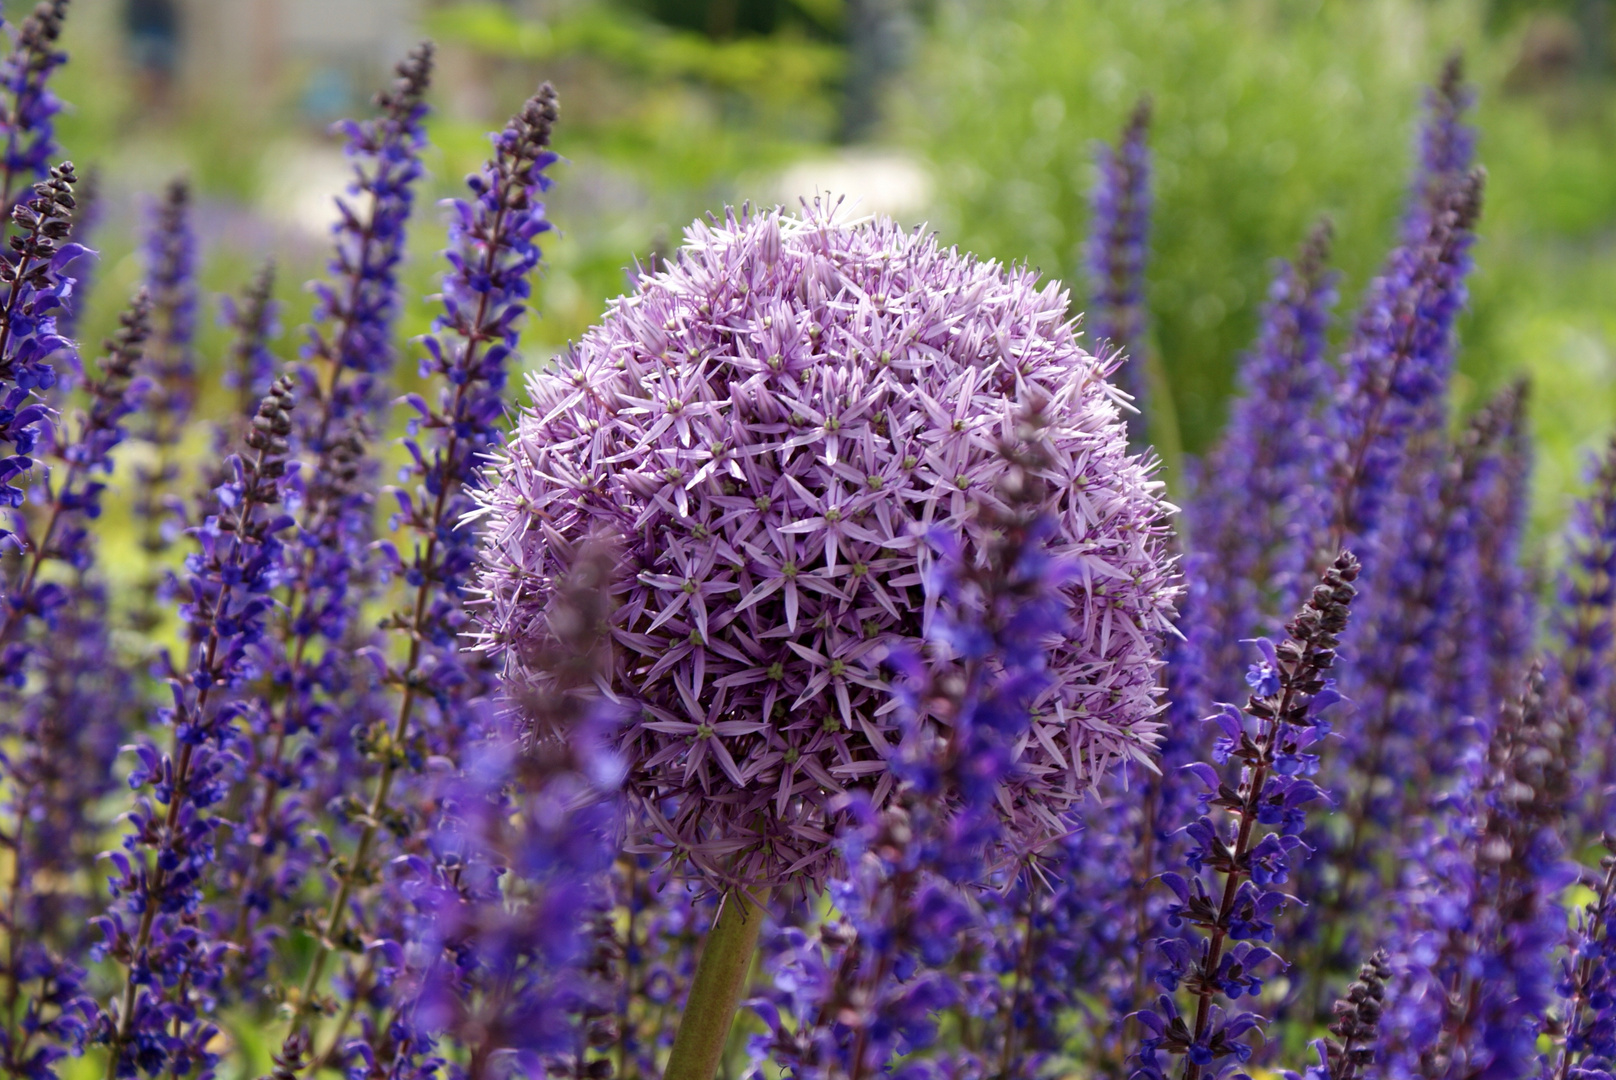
(1131, 551), (1360, 1080)
(281, 81), (558, 1059)
(302, 39), (433, 444)
(1322, 62), (1480, 561)
(0, 161), (77, 547)
(52, 163), (95, 345)
(221, 260), (280, 419)
(92, 377), (296, 1080)
(0, 0), (69, 217)
(128, 177), (199, 635)
(1187, 220), (1335, 707)
(1087, 96), (1153, 446)
(1552, 836), (1616, 1080)
(0, 292), (150, 655)
(1377, 664), (1577, 1080)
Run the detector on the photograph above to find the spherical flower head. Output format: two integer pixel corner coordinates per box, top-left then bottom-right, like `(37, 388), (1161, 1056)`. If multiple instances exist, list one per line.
(473, 202), (1178, 889)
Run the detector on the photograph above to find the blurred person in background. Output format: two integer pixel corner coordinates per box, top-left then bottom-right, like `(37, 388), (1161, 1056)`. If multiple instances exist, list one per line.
(124, 0), (181, 112)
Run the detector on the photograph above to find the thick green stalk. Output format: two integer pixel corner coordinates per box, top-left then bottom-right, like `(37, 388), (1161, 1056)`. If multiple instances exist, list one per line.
(664, 889), (769, 1080)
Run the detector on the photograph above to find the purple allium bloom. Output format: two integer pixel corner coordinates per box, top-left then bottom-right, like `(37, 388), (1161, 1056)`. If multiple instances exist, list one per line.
(1132, 551), (1359, 1080)
(1553, 837), (1616, 1080)
(1188, 221), (1335, 707)
(473, 201), (1179, 890)
(0, 0), (69, 217)
(94, 378), (297, 1080)
(302, 40), (432, 442)
(1378, 664), (1577, 1080)
(1087, 97), (1152, 446)
(0, 162), (79, 547)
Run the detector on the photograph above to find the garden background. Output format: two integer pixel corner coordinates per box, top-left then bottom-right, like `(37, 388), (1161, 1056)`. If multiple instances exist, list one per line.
(49, 0), (1616, 617)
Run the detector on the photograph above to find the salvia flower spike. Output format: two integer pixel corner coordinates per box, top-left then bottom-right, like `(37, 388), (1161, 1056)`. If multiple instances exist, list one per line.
(1132, 550), (1360, 1080)
(95, 376), (297, 1080)
(283, 80), (559, 1054)
(1088, 96), (1153, 447)
(0, 160), (77, 546)
(0, 0), (69, 216)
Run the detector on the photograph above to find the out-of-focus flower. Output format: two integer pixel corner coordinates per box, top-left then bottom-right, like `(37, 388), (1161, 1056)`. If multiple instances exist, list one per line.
(1087, 97), (1152, 446)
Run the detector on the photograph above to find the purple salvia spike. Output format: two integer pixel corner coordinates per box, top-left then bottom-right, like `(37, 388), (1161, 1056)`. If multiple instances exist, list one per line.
(215, 47), (434, 1001)
(1291, 389), (1520, 1013)
(1378, 664), (1576, 1080)
(1188, 220), (1336, 707)
(749, 428), (1102, 1078)
(0, 301), (142, 1080)
(1475, 380), (1533, 711)
(1556, 437), (1616, 845)
(128, 177), (199, 636)
(52, 162), (96, 347)
(1406, 54), (1475, 242)
(1322, 166), (1481, 565)
(473, 202), (1179, 895)
(0, 0), (69, 217)
(279, 81), (558, 1065)
(1551, 835), (1616, 1080)
(1322, 60), (1479, 563)
(302, 39), (433, 446)
(1289, 951), (1392, 1080)
(0, 574), (121, 1075)
(345, 545), (624, 1080)
(222, 260), (280, 420)
(1130, 552), (1360, 1080)
(0, 161), (77, 547)
(0, 292), (149, 654)
(1087, 96), (1153, 447)
(93, 376), (297, 1080)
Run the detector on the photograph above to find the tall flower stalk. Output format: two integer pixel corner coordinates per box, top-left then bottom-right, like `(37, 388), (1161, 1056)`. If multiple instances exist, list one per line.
(0, 0), (69, 218)
(284, 82), (559, 1058)
(1132, 551), (1360, 1080)
(1088, 97), (1152, 446)
(93, 377), (297, 1079)
(128, 178), (199, 636)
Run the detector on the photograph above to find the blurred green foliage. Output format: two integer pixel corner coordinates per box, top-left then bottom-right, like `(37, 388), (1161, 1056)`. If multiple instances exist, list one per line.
(27, 0), (1616, 546)
(899, 0), (1616, 535)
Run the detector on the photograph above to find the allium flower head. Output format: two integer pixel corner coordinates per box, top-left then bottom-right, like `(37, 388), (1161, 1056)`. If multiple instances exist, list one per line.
(475, 202), (1178, 888)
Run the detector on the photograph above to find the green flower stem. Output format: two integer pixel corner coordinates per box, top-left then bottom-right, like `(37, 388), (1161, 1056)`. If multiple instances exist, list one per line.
(664, 888), (770, 1080)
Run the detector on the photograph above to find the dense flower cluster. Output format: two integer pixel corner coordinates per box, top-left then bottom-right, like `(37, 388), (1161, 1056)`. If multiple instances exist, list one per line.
(474, 202), (1179, 890)
(6, 20), (1616, 1080)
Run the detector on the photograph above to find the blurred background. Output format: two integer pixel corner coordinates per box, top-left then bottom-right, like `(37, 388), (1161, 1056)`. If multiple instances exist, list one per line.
(38, 0), (1616, 546)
